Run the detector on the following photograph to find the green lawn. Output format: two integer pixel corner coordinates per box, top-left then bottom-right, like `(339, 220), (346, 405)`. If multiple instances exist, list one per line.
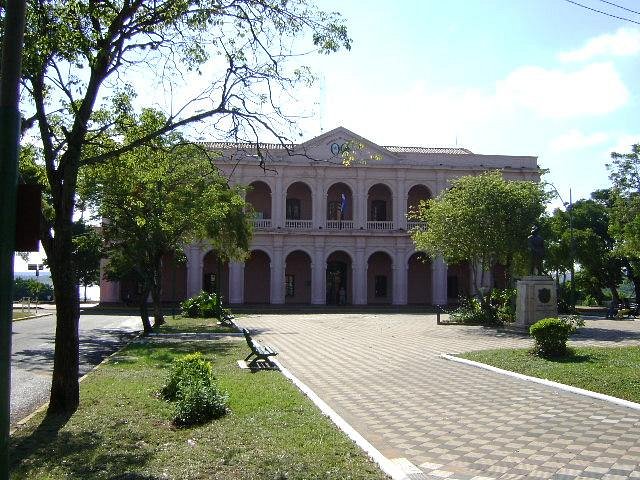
(460, 346), (640, 403)
(11, 338), (388, 480)
(154, 315), (239, 334)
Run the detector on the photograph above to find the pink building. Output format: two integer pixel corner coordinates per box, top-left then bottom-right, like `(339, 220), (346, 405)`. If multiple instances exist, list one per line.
(100, 127), (540, 306)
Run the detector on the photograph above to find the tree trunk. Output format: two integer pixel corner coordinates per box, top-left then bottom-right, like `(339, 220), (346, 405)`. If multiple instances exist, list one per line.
(139, 286), (153, 334)
(151, 259), (164, 327)
(47, 226), (80, 414)
(151, 282), (164, 328)
(609, 286), (620, 303)
(83, 284), (87, 302)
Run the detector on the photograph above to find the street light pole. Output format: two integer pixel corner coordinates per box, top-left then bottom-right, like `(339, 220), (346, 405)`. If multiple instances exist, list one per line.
(547, 183), (575, 313)
(0, 2), (26, 478)
(569, 188), (575, 313)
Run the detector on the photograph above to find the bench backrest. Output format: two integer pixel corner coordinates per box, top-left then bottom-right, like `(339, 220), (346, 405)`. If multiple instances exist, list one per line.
(242, 328), (253, 346)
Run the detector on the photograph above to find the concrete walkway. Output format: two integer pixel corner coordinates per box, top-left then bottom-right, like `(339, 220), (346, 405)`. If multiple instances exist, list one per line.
(237, 314), (640, 480)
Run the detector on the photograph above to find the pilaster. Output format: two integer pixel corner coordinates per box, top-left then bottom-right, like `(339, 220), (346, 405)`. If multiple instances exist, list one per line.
(228, 261), (244, 304)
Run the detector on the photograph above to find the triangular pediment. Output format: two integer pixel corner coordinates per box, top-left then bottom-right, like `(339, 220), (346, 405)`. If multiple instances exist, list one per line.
(296, 126), (400, 164)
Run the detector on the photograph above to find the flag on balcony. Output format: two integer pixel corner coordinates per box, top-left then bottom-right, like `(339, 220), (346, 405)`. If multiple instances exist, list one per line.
(339, 193), (347, 221)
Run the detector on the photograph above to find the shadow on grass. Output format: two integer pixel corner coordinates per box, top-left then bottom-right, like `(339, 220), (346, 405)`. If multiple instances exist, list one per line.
(534, 348), (593, 364)
(122, 338), (240, 366)
(11, 411), (159, 479)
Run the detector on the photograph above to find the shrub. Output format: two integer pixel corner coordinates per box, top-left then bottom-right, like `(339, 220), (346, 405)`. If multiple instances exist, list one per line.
(180, 291), (231, 320)
(161, 352), (229, 427)
(582, 294), (598, 307)
(450, 297), (497, 325)
(173, 379), (229, 427)
(529, 316), (583, 357)
(450, 288), (515, 325)
(490, 288), (516, 323)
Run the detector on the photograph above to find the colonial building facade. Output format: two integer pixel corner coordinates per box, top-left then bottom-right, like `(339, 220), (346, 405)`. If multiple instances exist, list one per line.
(100, 127), (540, 306)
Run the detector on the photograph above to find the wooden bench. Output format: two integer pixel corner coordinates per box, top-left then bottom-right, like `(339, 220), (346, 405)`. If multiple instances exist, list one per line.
(242, 328), (278, 366)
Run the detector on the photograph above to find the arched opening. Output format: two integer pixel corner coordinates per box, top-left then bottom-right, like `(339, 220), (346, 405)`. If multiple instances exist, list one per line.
(367, 251), (393, 304)
(368, 183), (393, 229)
(244, 250), (271, 304)
(286, 182), (313, 228)
(407, 184), (432, 226)
(447, 261), (471, 302)
(326, 250), (352, 305)
(202, 250), (230, 303)
(285, 250), (312, 304)
(160, 252), (188, 303)
(120, 252), (188, 305)
(326, 183), (353, 229)
(246, 181), (272, 227)
(407, 253), (432, 305)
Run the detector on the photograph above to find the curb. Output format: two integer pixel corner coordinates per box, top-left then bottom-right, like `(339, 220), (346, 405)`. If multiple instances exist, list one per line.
(442, 353), (640, 411)
(12, 312), (54, 322)
(11, 330), (143, 435)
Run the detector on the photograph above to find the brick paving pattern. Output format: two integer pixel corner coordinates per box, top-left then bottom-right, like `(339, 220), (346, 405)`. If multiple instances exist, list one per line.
(236, 314), (640, 480)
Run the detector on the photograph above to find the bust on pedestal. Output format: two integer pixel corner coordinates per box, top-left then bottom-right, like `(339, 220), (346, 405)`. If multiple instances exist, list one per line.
(516, 226), (557, 328)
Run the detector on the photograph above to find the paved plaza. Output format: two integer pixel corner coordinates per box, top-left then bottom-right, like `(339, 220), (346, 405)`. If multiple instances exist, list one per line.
(236, 313), (640, 480)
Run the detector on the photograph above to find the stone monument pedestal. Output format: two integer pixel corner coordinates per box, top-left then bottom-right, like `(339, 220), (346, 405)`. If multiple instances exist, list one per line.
(516, 276), (557, 329)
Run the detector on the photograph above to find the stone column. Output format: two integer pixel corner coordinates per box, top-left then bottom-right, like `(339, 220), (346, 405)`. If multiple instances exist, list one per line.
(354, 243), (366, 305)
(314, 179), (326, 229)
(273, 176), (284, 228)
(270, 245), (285, 304)
(393, 242), (407, 305)
(228, 261), (244, 304)
(311, 243), (325, 304)
(355, 179), (366, 229)
(99, 259), (120, 303)
(185, 244), (203, 297)
(396, 177), (407, 231)
(431, 255), (448, 306)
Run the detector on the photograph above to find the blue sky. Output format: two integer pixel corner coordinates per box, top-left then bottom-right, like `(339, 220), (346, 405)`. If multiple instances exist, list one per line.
(16, 0), (640, 270)
(296, 0), (639, 207)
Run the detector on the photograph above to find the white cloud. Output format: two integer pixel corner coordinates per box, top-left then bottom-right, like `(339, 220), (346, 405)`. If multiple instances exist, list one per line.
(558, 28), (640, 62)
(609, 134), (640, 155)
(549, 129), (609, 152)
(495, 62), (628, 118)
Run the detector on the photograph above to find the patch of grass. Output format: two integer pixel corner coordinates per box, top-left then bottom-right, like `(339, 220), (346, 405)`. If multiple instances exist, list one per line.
(155, 315), (238, 334)
(12, 311), (32, 321)
(460, 346), (640, 403)
(11, 339), (387, 480)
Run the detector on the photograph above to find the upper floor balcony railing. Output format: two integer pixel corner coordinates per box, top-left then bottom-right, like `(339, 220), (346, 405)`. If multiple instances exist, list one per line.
(285, 219), (313, 229)
(326, 220), (354, 230)
(367, 221), (394, 230)
(406, 221), (427, 231)
(253, 219), (272, 229)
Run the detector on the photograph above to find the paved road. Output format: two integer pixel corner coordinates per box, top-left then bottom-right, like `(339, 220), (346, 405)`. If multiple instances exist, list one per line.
(11, 309), (140, 426)
(238, 314), (640, 480)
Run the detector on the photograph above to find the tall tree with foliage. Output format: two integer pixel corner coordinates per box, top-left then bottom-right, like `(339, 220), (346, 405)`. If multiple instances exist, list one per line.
(11, 1), (351, 414)
(412, 171), (545, 295)
(82, 109), (252, 333)
(543, 191), (623, 304)
(71, 221), (102, 302)
(607, 143), (640, 300)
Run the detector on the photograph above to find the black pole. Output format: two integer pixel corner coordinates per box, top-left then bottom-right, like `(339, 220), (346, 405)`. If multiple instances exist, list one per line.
(569, 188), (575, 312)
(0, 2), (26, 478)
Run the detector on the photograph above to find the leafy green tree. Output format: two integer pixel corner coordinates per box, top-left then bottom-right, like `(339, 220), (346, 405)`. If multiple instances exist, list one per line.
(82, 109), (252, 333)
(606, 144), (640, 300)
(12, 0), (350, 413)
(72, 221), (102, 302)
(542, 192), (623, 305)
(412, 171), (545, 297)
